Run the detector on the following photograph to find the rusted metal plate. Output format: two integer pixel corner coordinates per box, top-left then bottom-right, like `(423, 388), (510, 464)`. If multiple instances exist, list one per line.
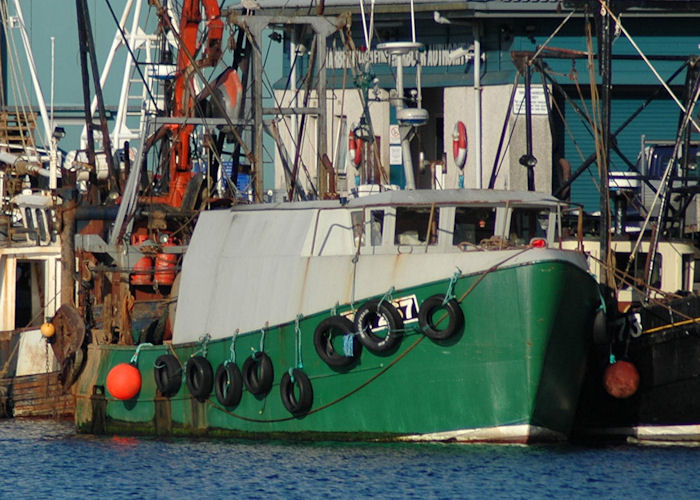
(50, 304), (85, 365)
(1, 371), (74, 418)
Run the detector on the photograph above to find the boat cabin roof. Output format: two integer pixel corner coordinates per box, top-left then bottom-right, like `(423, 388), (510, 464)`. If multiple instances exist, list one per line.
(231, 189), (565, 212)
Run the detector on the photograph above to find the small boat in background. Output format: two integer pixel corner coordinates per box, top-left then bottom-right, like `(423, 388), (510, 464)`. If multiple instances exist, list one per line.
(0, 0), (77, 419)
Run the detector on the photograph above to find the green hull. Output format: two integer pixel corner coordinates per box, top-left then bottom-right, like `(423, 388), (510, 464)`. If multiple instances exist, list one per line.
(74, 260), (599, 443)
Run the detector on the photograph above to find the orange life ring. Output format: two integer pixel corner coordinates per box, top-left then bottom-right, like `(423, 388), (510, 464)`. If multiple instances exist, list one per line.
(349, 130), (363, 167)
(452, 121), (467, 169)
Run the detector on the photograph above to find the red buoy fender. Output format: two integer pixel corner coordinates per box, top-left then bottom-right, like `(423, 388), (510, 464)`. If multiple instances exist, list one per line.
(452, 121), (467, 170)
(130, 256), (153, 285)
(604, 360), (640, 399)
(106, 362), (142, 400)
(154, 242), (177, 286)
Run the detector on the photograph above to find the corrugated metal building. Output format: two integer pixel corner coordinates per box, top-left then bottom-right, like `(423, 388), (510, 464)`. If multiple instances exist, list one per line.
(260, 0), (700, 211)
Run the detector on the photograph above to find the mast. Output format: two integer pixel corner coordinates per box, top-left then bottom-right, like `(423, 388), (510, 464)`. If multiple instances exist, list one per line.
(76, 0), (118, 194)
(599, 0), (613, 293)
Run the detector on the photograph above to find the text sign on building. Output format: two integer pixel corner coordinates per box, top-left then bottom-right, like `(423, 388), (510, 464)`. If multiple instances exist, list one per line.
(513, 87), (549, 115)
(326, 43), (473, 69)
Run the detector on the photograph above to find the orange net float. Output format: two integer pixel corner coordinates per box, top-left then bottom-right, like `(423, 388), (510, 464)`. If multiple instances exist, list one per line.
(604, 360), (640, 399)
(106, 363), (142, 400)
(40, 322), (56, 338)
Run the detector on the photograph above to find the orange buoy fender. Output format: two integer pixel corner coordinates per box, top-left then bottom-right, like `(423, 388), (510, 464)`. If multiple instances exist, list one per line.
(106, 362), (142, 400)
(452, 121), (467, 170)
(154, 244), (177, 286)
(604, 360), (640, 399)
(130, 256), (154, 285)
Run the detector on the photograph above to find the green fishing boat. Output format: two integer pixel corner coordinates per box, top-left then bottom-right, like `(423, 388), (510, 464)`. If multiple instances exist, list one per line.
(74, 189), (600, 443)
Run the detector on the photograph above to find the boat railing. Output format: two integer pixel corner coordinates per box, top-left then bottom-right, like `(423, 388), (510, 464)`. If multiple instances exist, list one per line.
(0, 192), (57, 247)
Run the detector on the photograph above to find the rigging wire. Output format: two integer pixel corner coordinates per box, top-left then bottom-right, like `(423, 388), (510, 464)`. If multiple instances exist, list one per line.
(596, 0), (700, 134)
(0, 1), (36, 153)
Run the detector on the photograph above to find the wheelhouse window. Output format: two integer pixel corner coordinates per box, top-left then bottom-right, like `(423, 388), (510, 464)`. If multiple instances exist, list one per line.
(369, 210), (384, 246)
(351, 209), (385, 247)
(351, 211), (363, 247)
(395, 206), (439, 245)
(452, 207), (495, 246)
(509, 208), (550, 245)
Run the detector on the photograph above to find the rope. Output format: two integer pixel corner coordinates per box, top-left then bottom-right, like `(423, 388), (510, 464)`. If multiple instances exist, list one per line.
(225, 331), (239, 366)
(191, 334), (210, 358)
(294, 314), (303, 370)
(376, 286), (394, 311)
(442, 268), (461, 305)
(164, 341), (184, 368)
(257, 328), (266, 354)
(129, 343), (153, 365)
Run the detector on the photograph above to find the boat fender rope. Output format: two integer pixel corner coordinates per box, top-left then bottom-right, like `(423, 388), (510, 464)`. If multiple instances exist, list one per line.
(257, 328), (266, 354)
(192, 333), (211, 358)
(294, 314), (304, 369)
(342, 334), (355, 357)
(377, 286), (395, 311)
(226, 331), (239, 366)
(130, 342), (153, 365)
(442, 269), (462, 305)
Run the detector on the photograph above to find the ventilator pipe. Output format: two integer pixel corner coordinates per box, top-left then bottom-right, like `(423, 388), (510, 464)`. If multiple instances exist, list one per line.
(0, 151), (50, 177)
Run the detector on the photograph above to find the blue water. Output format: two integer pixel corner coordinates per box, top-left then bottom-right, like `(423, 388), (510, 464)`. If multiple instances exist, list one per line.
(1, 419), (699, 499)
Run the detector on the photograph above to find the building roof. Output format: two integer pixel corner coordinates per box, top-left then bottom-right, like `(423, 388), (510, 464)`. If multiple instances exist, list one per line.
(241, 0), (700, 16)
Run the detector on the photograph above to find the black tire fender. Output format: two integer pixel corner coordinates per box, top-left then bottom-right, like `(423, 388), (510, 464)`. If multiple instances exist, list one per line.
(313, 316), (361, 368)
(280, 368), (313, 415)
(185, 355), (214, 401)
(418, 294), (465, 341)
(242, 352), (274, 395)
(214, 362), (243, 407)
(154, 354), (182, 397)
(353, 300), (404, 354)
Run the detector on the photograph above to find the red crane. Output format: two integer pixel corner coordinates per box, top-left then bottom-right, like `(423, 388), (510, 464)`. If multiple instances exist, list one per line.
(152, 0), (224, 207)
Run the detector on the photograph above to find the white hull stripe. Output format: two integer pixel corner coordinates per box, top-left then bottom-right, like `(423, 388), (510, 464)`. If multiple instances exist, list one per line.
(582, 424), (700, 442)
(397, 424), (566, 444)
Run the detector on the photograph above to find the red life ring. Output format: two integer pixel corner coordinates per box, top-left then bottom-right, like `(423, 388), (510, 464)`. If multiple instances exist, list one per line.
(349, 130), (363, 167)
(452, 121), (467, 170)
